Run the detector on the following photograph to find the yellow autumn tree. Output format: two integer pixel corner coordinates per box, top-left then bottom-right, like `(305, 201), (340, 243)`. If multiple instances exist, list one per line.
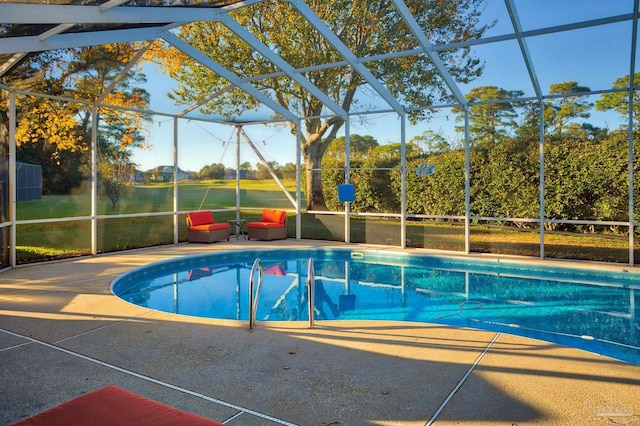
(3, 44), (151, 195)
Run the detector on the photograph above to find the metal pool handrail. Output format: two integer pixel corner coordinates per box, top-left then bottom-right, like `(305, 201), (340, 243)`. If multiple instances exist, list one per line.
(307, 257), (315, 329)
(249, 258), (263, 330)
(249, 257), (315, 330)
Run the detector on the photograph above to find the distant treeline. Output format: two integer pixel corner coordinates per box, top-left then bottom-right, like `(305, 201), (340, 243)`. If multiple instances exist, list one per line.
(322, 130), (637, 233)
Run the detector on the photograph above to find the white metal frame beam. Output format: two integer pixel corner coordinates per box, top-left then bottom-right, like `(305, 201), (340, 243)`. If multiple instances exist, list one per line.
(0, 0), (134, 76)
(505, 0), (542, 100)
(0, 24), (73, 77)
(390, 0), (466, 106)
(239, 127), (298, 208)
(159, 30), (299, 122)
(97, 40), (154, 104)
(177, 86), (233, 117)
(0, 2), (259, 23)
(0, 27), (163, 54)
(284, 0), (405, 114)
(218, 14), (348, 119)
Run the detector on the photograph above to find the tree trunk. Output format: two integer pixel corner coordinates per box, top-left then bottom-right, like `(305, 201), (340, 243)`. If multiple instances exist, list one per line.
(0, 109), (8, 157)
(304, 145), (326, 211)
(0, 87), (10, 157)
(301, 117), (345, 211)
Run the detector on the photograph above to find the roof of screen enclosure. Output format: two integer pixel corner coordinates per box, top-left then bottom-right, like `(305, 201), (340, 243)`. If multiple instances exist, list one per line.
(0, 0), (638, 124)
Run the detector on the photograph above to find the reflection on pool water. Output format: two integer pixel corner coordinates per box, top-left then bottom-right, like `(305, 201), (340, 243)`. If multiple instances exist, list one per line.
(112, 248), (640, 365)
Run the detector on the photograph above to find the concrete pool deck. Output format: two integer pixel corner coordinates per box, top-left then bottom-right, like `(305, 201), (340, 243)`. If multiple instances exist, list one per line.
(1, 240), (639, 425)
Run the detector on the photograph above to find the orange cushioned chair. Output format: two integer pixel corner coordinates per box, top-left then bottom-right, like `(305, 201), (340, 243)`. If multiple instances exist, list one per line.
(186, 211), (230, 243)
(247, 209), (288, 241)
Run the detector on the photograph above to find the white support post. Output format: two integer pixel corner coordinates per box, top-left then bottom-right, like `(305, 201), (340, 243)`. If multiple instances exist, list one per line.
(173, 116), (179, 244)
(629, 96), (635, 266)
(9, 92), (16, 267)
(91, 104), (98, 256)
(235, 125), (241, 221)
(464, 106), (471, 254)
(539, 100), (545, 259)
(344, 120), (351, 244)
(295, 120), (302, 240)
(628, 0), (638, 266)
(400, 114), (407, 249)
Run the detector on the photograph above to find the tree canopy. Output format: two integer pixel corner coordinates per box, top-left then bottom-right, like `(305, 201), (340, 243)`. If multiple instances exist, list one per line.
(596, 72), (640, 128)
(148, 0), (491, 209)
(453, 86), (521, 146)
(2, 45), (151, 195)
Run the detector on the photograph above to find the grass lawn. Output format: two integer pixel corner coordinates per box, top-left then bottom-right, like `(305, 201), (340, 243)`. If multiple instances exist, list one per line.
(12, 179), (637, 265)
(16, 179), (299, 219)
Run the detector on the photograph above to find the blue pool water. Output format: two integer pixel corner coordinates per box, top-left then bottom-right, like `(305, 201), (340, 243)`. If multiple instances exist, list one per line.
(112, 248), (640, 365)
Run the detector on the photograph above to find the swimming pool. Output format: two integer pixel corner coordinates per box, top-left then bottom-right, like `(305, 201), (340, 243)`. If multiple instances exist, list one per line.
(111, 248), (640, 365)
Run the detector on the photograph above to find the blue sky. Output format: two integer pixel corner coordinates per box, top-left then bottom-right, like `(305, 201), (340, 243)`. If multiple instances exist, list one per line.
(132, 0), (634, 172)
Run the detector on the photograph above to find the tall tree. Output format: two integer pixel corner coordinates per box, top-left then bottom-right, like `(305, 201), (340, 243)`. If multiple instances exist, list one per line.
(199, 163), (225, 179)
(2, 45), (151, 195)
(410, 130), (451, 154)
(1, 51), (64, 157)
(545, 81), (592, 136)
(280, 162), (297, 180)
(149, 0), (491, 209)
(453, 86), (521, 146)
(324, 134), (379, 161)
(256, 161), (281, 179)
(97, 141), (136, 210)
(595, 73), (640, 129)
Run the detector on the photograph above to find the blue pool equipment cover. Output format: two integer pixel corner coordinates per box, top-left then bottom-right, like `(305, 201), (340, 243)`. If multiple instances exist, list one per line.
(337, 183), (355, 202)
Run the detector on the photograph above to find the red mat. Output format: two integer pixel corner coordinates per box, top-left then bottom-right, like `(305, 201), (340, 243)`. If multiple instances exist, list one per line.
(13, 385), (225, 426)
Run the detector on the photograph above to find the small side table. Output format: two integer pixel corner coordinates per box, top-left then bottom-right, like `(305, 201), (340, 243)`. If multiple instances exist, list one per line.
(227, 219), (247, 240)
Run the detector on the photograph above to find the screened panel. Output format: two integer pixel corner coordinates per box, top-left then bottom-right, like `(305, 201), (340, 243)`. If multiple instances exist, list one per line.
(515, 0), (633, 30)
(404, 142), (465, 216)
(0, 90), (8, 268)
(468, 95), (540, 223)
(635, 226), (640, 266)
(300, 212), (344, 242)
(469, 134), (540, 221)
(177, 119), (234, 211)
(349, 169), (399, 215)
(368, 56), (451, 109)
(318, 165), (345, 212)
(237, 124), (298, 211)
(406, 219), (465, 252)
(405, 109), (464, 217)
(458, 40), (535, 99)
(470, 221), (540, 258)
(16, 220), (91, 264)
(544, 225), (630, 264)
(96, 215), (173, 253)
(105, 109), (172, 215)
(237, 179), (296, 211)
(15, 95), (91, 220)
(544, 95), (629, 223)
(350, 216), (401, 247)
(527, 22), (632, 94)
(477, 0), (514, 38)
